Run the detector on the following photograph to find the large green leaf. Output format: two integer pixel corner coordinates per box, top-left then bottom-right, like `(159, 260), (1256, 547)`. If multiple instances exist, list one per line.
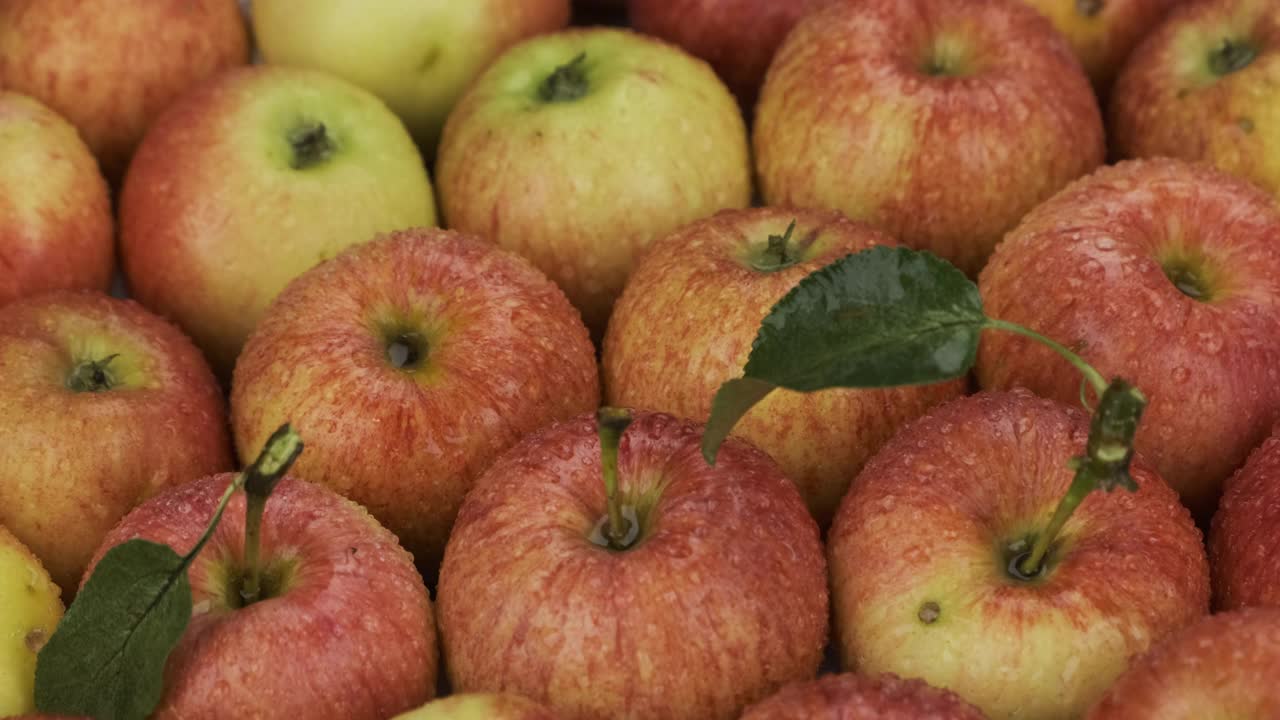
(34, 539), (192, 720)
(703, 246), (985, 463)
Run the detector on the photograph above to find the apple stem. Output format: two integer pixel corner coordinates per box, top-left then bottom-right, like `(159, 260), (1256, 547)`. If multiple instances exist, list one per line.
(985, 318), (1108, 399)
(1018, 474), (1090, 577)
(539, 52), (589, 103)
(238, 424), (305, 606)
(597, 407), (634, 550)
(288, 122), (335, 170)
(753, 220), (800, 272)
(1210, 38), (1257, 76)
(66, 354), (120, 393)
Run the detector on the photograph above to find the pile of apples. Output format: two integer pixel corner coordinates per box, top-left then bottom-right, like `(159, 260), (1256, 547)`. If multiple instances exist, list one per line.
(2, 0), (1280, 718)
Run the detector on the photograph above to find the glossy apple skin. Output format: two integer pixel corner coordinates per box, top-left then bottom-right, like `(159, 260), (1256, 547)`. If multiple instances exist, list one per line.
(120, 65), (438, 377)
(232, 228), (599, 570)
(740, 672), (985, 720)
(755, 0), (1104, 277)
(0, 525), (63, 717)
(1111, 0), (1280, 199)
(437, 28), (751, 336)
(0, 0), (247, 182)
(437, 411), (828, 720)
(252, 0), (569, 154)
(627, 0), (816, 109)
(977, 159), (1280, 518)
(1209, 421), (1280, 610)
(392, 693), (560, 720)
(1019, 0), (1181, 96)
(0, 292), (232, 595)
(84, 474), (437, 720)
(1087, 608), (1280, 718)
(829, 390), (1209, 720)
(603, 207), (964, 524)
(0, 92), (112, 307)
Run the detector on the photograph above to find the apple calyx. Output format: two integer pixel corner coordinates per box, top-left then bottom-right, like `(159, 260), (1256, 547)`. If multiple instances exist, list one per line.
(288, 121), (336, 170)
(751, 220), (802, 272)
(66, 353), (120, 393)
(1075, 0), (1105, 17)
(538, 52), (590, 103)
(593, 407), (639, 551)
(1209, 38), (1257, 77)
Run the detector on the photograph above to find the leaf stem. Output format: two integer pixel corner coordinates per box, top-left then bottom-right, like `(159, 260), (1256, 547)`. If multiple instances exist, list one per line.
(597, 407), (634, 550)
(985, 317), (1108, 396)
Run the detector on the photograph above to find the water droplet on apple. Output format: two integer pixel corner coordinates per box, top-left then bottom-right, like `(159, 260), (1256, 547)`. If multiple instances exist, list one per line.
(1172, 367), (1191, 383)
(1094, 237), (1116, 251)
(1197, 331), (1224, 354)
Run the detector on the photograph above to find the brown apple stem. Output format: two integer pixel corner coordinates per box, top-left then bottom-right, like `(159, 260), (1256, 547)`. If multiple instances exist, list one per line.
(66, 354), (120, 393)
(238, 424), (305, 605)
(597, 407), (634, 550)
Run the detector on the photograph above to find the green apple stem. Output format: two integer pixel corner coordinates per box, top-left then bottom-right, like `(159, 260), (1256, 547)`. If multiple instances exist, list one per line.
(238, 425), (306, 605)
(539, 52), (589, 103)
(985, 318), (1108, 398)
(1209, 38), (1257, 76)
(752, 220), (800, 272)
(66, 354), (120, 393)
(597, 407), (634, 550)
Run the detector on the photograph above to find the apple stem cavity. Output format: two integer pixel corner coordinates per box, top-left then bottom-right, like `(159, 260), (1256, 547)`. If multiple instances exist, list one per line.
(1075, 0), (1104, 17)
(539, 52), (590, 103)
(1209, 38), (1257, 76)
(66, 353), (120, 393)
(595, 407), (636, 551)
(238, 424), (306, 605)
(752, 220), (801, 272)
(288, 121), (335, 170)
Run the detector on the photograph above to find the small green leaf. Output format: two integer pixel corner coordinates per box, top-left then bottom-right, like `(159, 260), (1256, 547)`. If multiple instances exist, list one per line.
(34, 540), (192, 720)
(1073, 378), (1147, 493)
(701, 246), (985, 463)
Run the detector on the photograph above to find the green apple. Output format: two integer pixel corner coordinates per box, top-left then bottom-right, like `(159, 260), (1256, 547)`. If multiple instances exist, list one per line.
(251, 0), (570, 154)
(119, 65), (438, 377)
(437, 28), (752, 336)
(0, 524), (63, 717)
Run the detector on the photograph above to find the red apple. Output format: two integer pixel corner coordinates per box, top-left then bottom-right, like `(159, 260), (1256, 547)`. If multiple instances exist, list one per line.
(1087, 608), (1280, 718)
(754, 0), (1105, 276)
(829, 389), (1209, 720)
(1111, 0), (1280, 200)
(1209, 420), (1280, 610)
(0, 92), (112, 307)
(392, 693), (559, 720)
(82, 473), (438, 719)
(436, 27), (752, 336)
(977, 158), (1280, 518)
(119, 65), (439, 377)
(740, 672), (986, 720)
(1019, 0), (1182, 96)
(626, 0), (819, 108)
(437, 410), (829, 720)
(603, 207), (964, 524)
(0, 0), (248, 182)
(0, 291), (232, 595)
(231, 228), (600, 570)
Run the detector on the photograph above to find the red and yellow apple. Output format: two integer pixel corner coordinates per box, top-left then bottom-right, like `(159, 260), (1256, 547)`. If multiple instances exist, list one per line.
(0, 291), (232, 595)
(829, 390), (1209, 720)
(1111, 0), (1280, 199)
(0, 0), (248, 182)
(231, 228), (599, 570)
(1019, 0), (1182, 95)
(437, 27), (752, 336)
(120, 65), (438, 377)
(626, 0), (819, 109)
(1210, 420), (1280, 610)
(83, 474), (438, 719)
(392, 693), (559, 720)
(740, 673), (986, 720)
(0, 91), (112, 306)
(977, 159), (1280, 518)
(251, 0), (570, 153)
(1087, 608), (1280, 718)
(0, 525), (62, 717)
(603, 207), (963, 524)
(437, 410), (829, 719)
(755, 0), (1105, 276)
